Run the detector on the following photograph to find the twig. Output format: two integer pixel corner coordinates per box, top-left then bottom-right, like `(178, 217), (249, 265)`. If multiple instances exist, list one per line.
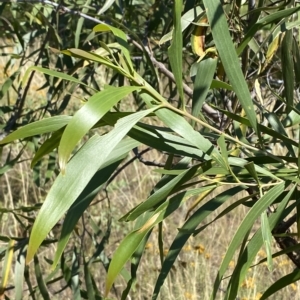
(105, 147), (164, 190)
(12, 0), (220, 123)
(2, 29), (50, 136)
(132, 147), (165, 167)
(272, 214), (300, 268)
(130, 39), (221, 123)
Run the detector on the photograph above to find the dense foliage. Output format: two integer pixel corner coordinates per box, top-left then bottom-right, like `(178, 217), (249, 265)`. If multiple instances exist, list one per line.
(1, 0), (300, 299)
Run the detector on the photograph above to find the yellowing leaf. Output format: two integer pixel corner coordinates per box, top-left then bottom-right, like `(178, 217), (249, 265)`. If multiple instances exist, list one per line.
(191, 17), (208, 58)
(261, 35), (281, 73)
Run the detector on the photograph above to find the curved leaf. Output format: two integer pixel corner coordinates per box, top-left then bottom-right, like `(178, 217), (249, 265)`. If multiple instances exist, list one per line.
(192, 57), (218, 121)
(168, 0), (184, 107)
(261, 269), (300, 300)
(226, 186), (296, 299)
(26, 107), (158, 264)
(58, 86), (139, 172)
(159, 6), (203, 45)
(53, 138), (139, 267)
(0, 116), (71, 145)
(211, 182), (285, 299)
(142, 91), (222, 162)
(203, 0), (258, 134)
(281, 29), (294, 113)
(31, 128), (64, 168)
(152, 186), (246, 300)
(21, 66), (91, 90)
(97, 0), (115, 15)
(0, 240), (15, 296)
(93, 24), (133, 74)
(106, 186), (207, 296)
(237, 6), (300, 56)
(105, 212), (161, 296)
(122, 161), (214, 222)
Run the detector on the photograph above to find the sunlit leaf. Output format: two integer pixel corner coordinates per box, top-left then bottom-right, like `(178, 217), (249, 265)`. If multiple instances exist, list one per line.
(21, 66), (92, 90)
(0, 240), (15, 297)
(160, 6), (203, 45)
(53, 138), (140, 267)
(26, 107), (158, 264)
(93, 24), (134, 73)
(0, 116), (71, 145)
(58, 86), (139, 172)
(14, 245), (26, 300)
(74, 0), (92, 48)
(238, 6), (300, 55)
(97, 0), (115, 15)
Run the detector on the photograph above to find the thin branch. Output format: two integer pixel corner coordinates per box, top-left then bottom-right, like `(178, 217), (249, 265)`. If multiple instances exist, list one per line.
(12, 0), (220, 123)
(272, 214), (300, 268)
(130, 39), (220, 123)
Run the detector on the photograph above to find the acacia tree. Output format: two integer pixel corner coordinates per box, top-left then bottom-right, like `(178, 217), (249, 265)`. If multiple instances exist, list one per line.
(1, 0), (300, 299)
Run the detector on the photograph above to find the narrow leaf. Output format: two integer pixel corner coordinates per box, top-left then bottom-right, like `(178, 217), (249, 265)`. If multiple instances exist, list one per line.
(58, 86), (139, 172)
(31, 128), (64, 168)
(293, 38), (300, 87)
(261, 269), (300, 300)
(192, 57), (218, 121)
(0, 240), (15, 296)
(106, 186), (204, 296)
(105, 212), (161, 296)
(21, 66), (90, 89)
(142, 92), (222, 162)
(52, 138), (139, 267)
(0, 116), (71, 145)
(211, 182), (285, 299)
(34, 255), (50, 300)
(97, 0), (115, 15)
(14, 245), (26, 300)
(281, 29), (294, 113)
(265, 112), (295, 157)
(261, 211), (273, 270)
(152, 186), (245, 300)
(74, 0), (92, 48)
(238, 6), (300, 56)
(160, 6), (203, 45)
(203, 0), (258, 133)
(84, 262), (96, 300)
(93, 24), (134, 73)
(168, 0), (184, 107)
(210, 79), (233, 90)
(26, 108), (157, 263)
(122, 164), (198, 221)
